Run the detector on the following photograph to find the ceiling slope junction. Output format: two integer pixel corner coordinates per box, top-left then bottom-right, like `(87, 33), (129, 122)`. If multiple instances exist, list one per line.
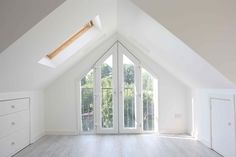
(0, 0), (235, 92)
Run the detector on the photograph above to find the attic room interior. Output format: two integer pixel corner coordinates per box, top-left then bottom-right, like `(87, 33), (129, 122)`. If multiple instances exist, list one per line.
(0, 0), (236, 157)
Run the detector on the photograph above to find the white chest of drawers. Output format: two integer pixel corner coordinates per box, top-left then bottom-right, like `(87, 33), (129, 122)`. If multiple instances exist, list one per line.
(0, 98), (30, 157)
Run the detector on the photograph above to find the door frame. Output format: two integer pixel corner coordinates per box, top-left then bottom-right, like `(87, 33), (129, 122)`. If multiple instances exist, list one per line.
(209, 94), (236, 155)
(76, 42), (118, 135)
(118, 43), (142, 134)
(94, 44), (118, 134)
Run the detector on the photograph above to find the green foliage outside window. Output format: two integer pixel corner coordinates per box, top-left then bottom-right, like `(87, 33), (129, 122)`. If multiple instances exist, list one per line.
(81, 64), (155, 131)
(142, 70), (155, 131)
(101, 63), (113, 128)
(124, 64), (135, 127)
(81, 70), (94, 131)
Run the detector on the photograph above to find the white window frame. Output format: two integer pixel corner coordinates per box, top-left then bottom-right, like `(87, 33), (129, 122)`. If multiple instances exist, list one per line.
(118, 42), (142, 134)
(95, 44), (118, 134)
(77, 41), (159, 134)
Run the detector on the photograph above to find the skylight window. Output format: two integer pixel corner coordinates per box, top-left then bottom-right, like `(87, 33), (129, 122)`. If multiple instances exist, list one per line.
(38, 16), (102, 68)
(47, 21), (93, 60)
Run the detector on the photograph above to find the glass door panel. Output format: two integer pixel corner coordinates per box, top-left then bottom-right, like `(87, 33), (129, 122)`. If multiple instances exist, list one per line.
(101, 55), (113, 128)
(123, 55), (136, 128)
(95, 44), (118, 134)
(141, 69), (157, 131)
(80, 69), (94, 132)
(118, 43), (141, 134)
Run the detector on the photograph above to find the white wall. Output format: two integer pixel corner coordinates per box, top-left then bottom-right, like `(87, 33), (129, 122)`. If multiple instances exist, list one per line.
(0, 91), (45, 143)
(186, 87), (193, 135)
(192, 88), (236, 147)
(157, 71), (189, 133)
(45, 34), (191, 134)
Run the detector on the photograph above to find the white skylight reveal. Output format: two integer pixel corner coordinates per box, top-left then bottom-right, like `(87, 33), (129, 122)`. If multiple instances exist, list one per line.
(38, 16), (102, 68)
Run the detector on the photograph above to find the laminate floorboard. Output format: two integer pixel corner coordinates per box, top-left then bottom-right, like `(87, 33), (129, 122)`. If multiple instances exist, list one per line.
(14, 134), (222, 157)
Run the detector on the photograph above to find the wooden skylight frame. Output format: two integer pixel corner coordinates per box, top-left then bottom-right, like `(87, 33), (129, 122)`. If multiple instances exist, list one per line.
(47, 20), (94, 59)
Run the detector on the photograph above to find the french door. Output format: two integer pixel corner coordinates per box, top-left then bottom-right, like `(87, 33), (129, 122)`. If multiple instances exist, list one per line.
(118, 44), (141, 133)
(94, 45), (119, 133)
(79, 42), (157, 134)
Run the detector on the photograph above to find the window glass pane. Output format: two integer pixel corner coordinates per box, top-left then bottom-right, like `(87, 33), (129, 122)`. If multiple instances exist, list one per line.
(101, 55), (113, 128)
(123, 55), (136, 128)
(142, 69), (155, 131)
(81, 69), (94, 132)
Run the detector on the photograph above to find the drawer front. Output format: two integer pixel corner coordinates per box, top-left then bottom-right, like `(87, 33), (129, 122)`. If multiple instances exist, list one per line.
(12, 128), (30, 156)
(0, 135), (13, 157)
(0, 110), (29, 139)
(0, 128), (29, 157)
(0, 98), (29, 116)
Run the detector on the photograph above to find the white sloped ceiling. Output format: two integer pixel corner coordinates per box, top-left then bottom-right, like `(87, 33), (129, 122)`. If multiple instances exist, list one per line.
(0, 0), (235, 93)
(131, 0), (236, 86)
(118, 0), (235, 88)
(0, 0), (117, 92)
(0, 0), (66, 53)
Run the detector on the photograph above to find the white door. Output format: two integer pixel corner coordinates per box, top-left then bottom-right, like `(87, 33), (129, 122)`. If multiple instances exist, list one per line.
(95, 44), (118, 134)
(118, 43), (141, 133)
(211, 96), (236, 157)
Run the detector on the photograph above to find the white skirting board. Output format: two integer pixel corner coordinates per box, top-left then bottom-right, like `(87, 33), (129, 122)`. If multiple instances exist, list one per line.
(30, 132), (45, 143)
(45, 130), (78, 135)
(158, 129), (188, 135)
(198, 137), (211, 148)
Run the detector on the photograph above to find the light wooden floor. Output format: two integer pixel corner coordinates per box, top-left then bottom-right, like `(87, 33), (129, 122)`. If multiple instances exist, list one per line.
(14, 135), (221, 157)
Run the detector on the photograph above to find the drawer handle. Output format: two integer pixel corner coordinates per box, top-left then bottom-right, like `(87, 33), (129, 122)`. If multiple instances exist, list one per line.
(11, 122), (15, 126)
(11, 105), (15, 109)
(11, 142), (15, 145)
